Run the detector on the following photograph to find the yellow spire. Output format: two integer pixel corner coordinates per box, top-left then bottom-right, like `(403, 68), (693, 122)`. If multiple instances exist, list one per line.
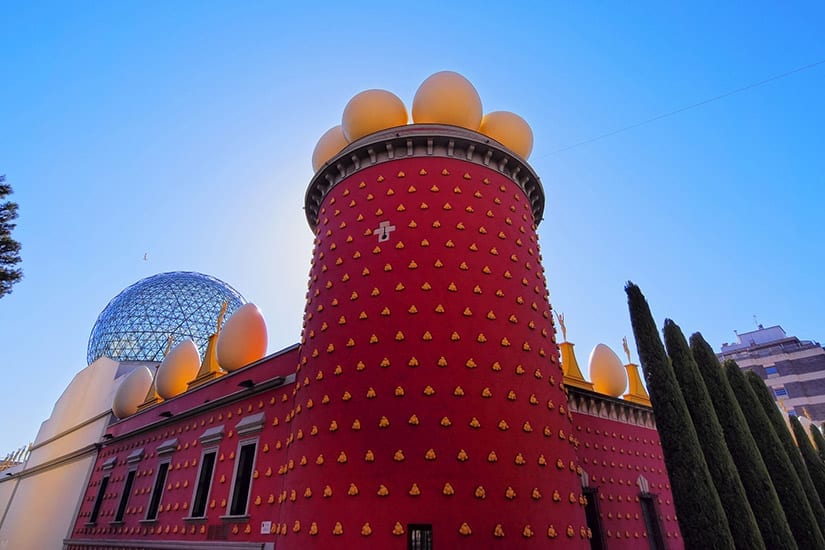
(137, 334), (177, 410)
(554, 312), (594, 391)
(188, 302), (229, 389)
(136, 366), (162, 411)
(621, 339), (651, 406)
(559, 341), (595, 391)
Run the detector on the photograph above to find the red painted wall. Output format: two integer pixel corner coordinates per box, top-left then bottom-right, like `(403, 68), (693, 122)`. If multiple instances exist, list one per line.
(71, 349), (297, 545)
(68, 349), (684, 549)
(574, 410), (683, 549)
(277, 157), (589, 548)
(68, 140), (683, 549)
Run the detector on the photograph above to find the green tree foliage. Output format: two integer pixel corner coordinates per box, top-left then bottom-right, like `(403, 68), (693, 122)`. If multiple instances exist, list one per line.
(811, 424), (825, 462)
(663, 320), (764, 550)
(0, 175), (22, 298)
(725, 360), (825, 549)
(746, 371), (825, 536)
(689, 334), (796, 549)
(790, 415), (825, 509)
(624, 283), (734, 550)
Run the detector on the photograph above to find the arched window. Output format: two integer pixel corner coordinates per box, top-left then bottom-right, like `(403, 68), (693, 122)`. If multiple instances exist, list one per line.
(580, 469), (604, 550)
(637, 475), (665, 550)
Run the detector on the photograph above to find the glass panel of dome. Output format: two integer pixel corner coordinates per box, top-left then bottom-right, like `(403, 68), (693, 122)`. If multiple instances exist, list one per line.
(87, 272), (245, 364)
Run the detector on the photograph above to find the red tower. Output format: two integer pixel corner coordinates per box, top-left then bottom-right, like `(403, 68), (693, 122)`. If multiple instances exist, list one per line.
(277, 125), (589, 547)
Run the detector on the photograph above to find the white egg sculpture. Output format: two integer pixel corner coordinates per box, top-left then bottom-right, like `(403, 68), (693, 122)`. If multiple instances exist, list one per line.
(112, 366), (154, 419)
(217, 303), (268, 372)
(589, 344), (628, 398)
(156, 338), (200, 399)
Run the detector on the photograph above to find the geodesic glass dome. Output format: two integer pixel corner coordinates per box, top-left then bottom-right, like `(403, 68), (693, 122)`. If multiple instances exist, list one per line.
(87, 272), (246, 365)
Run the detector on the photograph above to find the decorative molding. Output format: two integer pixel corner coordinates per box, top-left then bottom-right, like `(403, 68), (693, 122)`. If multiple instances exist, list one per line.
(305, 124), (545, 229)
(102, 373), (296, 448)
(156, 439), (178, 456)
(567, 387), (656, 429)
(0, 443), (98, 480)
(28, 410), (111, 452)
(637, 475), (650, 494)
(235, 413), (265, 436)
(125, 448), (145, 463)
(64, 539), (273, 550)
(580, 469), (591, 489)
(200, 425), (225, 446)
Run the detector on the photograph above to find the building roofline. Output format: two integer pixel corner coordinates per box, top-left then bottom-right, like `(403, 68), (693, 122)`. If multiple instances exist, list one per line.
(304, 124), (545, 230)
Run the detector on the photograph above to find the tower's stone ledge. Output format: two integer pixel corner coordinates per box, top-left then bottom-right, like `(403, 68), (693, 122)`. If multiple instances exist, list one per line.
(305, 124), (545, 229)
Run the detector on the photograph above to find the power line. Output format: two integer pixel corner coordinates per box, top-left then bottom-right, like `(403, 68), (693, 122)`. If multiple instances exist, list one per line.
(541, 58), (825, 157)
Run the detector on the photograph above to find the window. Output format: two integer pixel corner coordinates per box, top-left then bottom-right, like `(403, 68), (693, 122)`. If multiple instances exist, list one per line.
(114, 470), (136, 522)
(766, 366), (778, 376)
(408, 524), (433, 550)
(89, 475), (109, 524)
(640, 494), (665, 550)
(583, 487), (604, 550)
(228, 442), (256, 516)
(146, 462), (169, 521)
(190, 450), (217, 517)
(774, 387), (788, 397)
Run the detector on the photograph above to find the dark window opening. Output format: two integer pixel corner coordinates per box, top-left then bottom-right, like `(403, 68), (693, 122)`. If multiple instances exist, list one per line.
(191, 451), (217, 517)
(583, 487), (605, 550)
(640, 493), (665, 550)
(408, 524), (433, 550)
(114, 470), (136, 522)
(89, 475), (109, 524)
(146, 462), (169, 520)
(228, 442), (256, 516)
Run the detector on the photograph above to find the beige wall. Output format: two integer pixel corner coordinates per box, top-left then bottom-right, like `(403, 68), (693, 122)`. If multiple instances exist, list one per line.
(0, 454), (95, 550)
(34, 357), (119, 451)
(0, 478), (18, 528)
(0, 357), (123, 549)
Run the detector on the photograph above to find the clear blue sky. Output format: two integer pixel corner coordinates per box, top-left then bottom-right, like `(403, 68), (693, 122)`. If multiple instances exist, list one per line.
(1, 1), (823, 452)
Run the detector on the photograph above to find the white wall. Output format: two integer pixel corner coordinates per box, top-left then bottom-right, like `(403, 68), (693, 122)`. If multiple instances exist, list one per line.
(0, 454), (96, 550)
(0, 357), (124, 549)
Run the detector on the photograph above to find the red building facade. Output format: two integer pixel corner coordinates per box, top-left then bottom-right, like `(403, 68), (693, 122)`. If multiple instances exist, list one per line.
(65, 124), (681, 549)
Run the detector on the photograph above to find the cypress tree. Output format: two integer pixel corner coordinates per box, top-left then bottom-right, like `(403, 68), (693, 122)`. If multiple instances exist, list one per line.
(790, 415), (825, 507)
(689, 334), (796, 550)
(746, 371), (825, 537)
(725, 360), (825, 549)
(625, 283), (734, 550)
(811, 423), (825, 462)
(663, 320), (764, 550)
(752, 373), (825, 525)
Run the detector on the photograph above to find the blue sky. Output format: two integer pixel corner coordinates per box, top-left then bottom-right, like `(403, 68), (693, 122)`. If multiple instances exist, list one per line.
(1, 1), (823, 452)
